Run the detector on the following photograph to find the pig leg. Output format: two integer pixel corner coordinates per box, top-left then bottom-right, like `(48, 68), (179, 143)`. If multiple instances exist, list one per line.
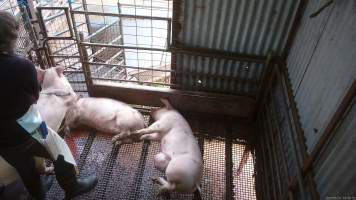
(134, 121), (162, 136)
(112, 121), (162, 142)
(140, 132), (161, 141)
(152, 177), (175, 195)
(154, 152), (171, 172)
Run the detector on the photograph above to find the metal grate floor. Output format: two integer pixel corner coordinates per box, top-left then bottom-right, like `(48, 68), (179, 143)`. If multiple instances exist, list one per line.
(1, 115), (256, 200)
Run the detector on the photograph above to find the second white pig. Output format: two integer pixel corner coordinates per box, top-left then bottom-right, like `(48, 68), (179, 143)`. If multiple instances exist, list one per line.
(120, 99), (203, 195)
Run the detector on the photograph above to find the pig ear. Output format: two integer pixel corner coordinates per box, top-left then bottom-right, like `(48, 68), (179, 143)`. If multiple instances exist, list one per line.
(160, 98), (173, 109)
(36, 67), (46, 83)
(55, 66), (65, 76)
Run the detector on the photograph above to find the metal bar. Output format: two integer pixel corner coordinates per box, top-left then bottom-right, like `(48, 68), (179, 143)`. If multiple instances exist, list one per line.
(92, 50), (124, 75)
(68, 0), (91, 94)
(256, 52), (273, 103)
(64, 6), (74, 38)
(53, 22), (85, 37)
(257, 121), (272, 200)
(117, 1), (127, 77)
(88, 36), (122, 59)
(166, 19), (171, 49)
(193, 136), (204, 200)
(84, 20), (118, 42)
(64, 70), (84, 74)
(282, 0), (308, 60)
(276, 66), (309, 199)
(264, 104), (283, 199)
(51, 42), (77, 54)
(81, 0), (92, 36)
(170, 46), (267, 63)
(79, 32), (94, 89)
(71, 10), (171, 21)
(50, 55), (80, 58)
(46, 36), (73, 40)
(41, 5), (83, 22)
(102, 61), (125, 79)
(225, 134), (234, 200)
(37, 6), (70, 10)
(269, 95), (292, 197)
(261, 110), (278, 199)
(118, 3), (171, 10)
(91, 83), (256, 117)
(81, 42), (167, 52)
(92, 77), (175, 87)
(36, 8), (48, 38)
(86, 62), (174, 73)
(255, 64), (278, 117)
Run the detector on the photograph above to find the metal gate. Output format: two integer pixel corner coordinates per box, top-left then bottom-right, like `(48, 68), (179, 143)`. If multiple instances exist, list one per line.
(33, 0), (172, 96)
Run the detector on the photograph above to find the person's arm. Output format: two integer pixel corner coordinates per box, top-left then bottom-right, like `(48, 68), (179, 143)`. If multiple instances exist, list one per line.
(22, 59), (40, 102)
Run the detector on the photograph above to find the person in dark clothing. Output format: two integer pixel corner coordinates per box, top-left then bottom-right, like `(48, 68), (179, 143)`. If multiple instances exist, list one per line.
(0, 11), (97, 200)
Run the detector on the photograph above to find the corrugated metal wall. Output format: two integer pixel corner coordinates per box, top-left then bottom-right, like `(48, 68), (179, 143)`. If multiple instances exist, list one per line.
(313, 101), (356, 198)
(286, 0), (356, 198)
(255, 65), (316, 200)
(173, 0), (300, 95)
(287, 0), (356, 152)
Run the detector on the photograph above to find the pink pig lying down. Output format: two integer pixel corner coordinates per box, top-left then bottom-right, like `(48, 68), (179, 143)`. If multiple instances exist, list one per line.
(113, 99), (203, 195)
(65, 97), (146, 144)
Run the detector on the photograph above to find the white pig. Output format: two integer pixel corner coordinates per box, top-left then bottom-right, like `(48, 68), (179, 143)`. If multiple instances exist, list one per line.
(37, 66), (78, 132)
(65, 97), (146, 144)
(118, 99), (203, 195)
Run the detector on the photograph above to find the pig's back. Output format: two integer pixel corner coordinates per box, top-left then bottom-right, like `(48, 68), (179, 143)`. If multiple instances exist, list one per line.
(161, 111), (201, 160)
(74, 97), (145, 132)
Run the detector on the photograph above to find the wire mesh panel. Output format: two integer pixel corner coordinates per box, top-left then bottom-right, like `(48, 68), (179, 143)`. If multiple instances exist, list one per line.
(73, 134), (115, 200)
(201, 138), (226, 200)
(72, 0), (173, 88)
(40, 113), (257, 200)
(232, 144), (256, 200)
(104, 142), (143, 200)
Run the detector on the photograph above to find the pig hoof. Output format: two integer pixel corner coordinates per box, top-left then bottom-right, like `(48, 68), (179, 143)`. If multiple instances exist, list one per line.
(151, 177), (161, 184)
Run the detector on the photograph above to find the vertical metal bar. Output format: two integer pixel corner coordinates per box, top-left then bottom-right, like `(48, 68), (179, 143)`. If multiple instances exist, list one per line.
(117, 1), (127, 78)
(64, 8), (74, 38)
(79, 32), (93, 90)
(257, 118), (272, 200)
(264, 100), (283, 199)
(261, 108), (279, 200)
(256, 52), (272, 97)
(81, 0), (92, 35)
(166, 19), (171, 50)
(44, 41), (55, 67)
(36, 9), (48, 38)
(269, 97), (292, 197)
(225, 131), (233, 200)
(193, 136), (204, 200)
(69, 0), (93, 94)
(276, 68), (308, 199)
(20, 6), (45, 68)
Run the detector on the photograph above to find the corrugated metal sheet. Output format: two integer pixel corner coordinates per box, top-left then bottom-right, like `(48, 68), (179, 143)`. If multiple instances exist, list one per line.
(287, 0), (356, 152)
(313, 101), (356, 198)
(174, 0), (300, 94)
